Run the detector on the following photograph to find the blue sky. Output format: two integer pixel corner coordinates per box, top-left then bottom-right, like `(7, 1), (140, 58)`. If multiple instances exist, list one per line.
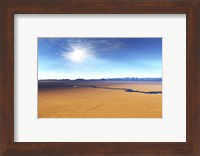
(38, 38), (162, 80)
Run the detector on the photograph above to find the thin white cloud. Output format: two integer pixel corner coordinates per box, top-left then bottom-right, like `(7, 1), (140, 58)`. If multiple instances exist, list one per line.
(60, 38), (124, 63)
(62, 38), (123, 51)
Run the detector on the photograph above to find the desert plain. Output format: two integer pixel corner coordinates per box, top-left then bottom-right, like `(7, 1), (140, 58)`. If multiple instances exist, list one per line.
(38, 81), (162, 118)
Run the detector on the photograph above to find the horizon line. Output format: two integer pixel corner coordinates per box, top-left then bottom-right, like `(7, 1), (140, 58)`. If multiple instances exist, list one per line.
(38, 77), (162, 80)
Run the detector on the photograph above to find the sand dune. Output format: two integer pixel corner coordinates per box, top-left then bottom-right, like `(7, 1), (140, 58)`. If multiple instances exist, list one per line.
(38, 81), (162, 118)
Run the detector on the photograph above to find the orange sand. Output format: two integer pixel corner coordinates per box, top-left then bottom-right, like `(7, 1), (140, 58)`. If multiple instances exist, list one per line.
(38, 82), (162, 118)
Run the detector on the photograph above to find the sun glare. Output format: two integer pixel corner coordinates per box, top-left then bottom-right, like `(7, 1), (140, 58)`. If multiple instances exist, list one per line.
(63, 46), (91, 63)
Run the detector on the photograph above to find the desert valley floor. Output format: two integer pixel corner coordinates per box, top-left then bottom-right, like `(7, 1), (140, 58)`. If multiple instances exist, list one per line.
(38, 81), (162, 118)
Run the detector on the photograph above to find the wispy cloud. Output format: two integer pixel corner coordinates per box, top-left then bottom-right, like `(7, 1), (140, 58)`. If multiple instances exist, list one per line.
(60, 38), (124, 63)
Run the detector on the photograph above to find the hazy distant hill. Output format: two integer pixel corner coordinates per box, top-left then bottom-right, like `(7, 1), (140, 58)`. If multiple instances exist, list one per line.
(39, 77), (162, 81)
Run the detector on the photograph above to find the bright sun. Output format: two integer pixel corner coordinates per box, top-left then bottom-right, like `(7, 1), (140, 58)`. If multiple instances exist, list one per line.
(63, 46), (91, 63)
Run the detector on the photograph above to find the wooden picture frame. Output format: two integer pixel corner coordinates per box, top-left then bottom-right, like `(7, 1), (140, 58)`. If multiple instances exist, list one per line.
(0, 0), (199, 155)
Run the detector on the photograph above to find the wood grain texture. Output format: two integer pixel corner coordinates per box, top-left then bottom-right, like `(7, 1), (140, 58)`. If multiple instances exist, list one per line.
(0, 10), (2, 156)
(186, 7), (199, 155)
(198, 8), (200, 156)
(2, 5), (14, 156)
(0, 0), (199, 156)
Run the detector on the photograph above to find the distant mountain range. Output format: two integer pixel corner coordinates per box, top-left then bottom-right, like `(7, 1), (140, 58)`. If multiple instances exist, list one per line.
(39, 77), (162, 81)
